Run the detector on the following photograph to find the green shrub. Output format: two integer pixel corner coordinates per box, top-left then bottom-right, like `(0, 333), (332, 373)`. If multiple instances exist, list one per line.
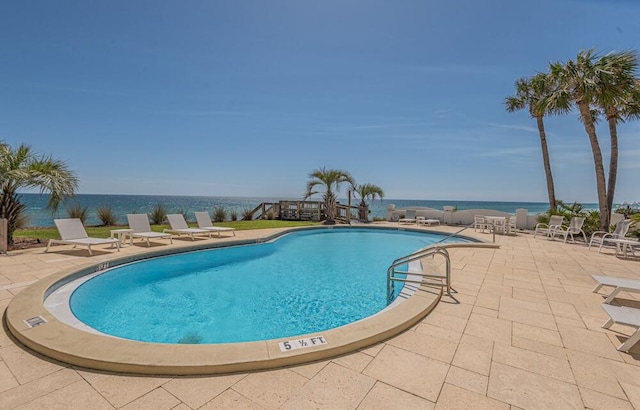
(150, 203), (167, 225)
(241, 208), (253, 221)
(537, 200), (600, 238)
(266, 209), (275, 220)
(67, 203), (88, 224)
(96, 206), (117, 226)
(230, 210), (238, 221)
(213, 206), (226, 222)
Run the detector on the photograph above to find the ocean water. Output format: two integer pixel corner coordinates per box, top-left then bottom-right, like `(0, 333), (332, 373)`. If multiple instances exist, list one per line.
(13, 193), (576, 228)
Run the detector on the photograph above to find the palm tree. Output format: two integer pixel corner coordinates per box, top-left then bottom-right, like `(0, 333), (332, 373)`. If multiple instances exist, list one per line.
(505, 72), (558, 210)
(544, 50), (639, 229)
(353, 183), (385, 221)
(0, 142), (78, 244)
(304, 167), (354, 224)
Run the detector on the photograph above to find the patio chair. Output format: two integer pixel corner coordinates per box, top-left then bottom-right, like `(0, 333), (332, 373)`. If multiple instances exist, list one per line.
(194, 212), (236, 237)
(164, 214), (212, 241)
(591, 274), (640, 303)
(601, 304), (640, 352)
(589, 219), (633, 253)
(46, 218), (120, 256)
(126, 214), (173, 246)
(533, 215), (564, 239)
(551, 216), (587, 243)
(474, 215), (488, 233)
(398, 209), (416, 224)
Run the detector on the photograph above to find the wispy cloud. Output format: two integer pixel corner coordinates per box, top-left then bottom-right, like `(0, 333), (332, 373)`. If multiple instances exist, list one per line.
(486, 122), (540, 134)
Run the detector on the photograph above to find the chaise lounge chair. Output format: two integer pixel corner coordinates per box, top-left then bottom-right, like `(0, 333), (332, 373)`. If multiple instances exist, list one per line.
(126, 214), (173, 247)
(589, 219), (633, 253)
(533, 215), (564, 239)
(194, 212), (236, 237)
(550, 216), (587, 243)
(164, 214), (211, 241)
(46, 218), (120, 256)
(601, 304), (640, 352)
(591, 274), (640, 303)
(398, 210), (416, 224)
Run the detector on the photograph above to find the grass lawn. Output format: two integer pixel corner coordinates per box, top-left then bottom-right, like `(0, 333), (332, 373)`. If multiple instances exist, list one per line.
(15, 220), (319, 241)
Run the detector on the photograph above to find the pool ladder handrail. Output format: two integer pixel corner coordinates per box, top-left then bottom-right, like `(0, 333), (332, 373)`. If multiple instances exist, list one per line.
(386, 245), (451, 305)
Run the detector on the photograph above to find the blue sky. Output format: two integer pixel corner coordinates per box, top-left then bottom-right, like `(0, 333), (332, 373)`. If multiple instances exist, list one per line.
(2, 0), (639, 203)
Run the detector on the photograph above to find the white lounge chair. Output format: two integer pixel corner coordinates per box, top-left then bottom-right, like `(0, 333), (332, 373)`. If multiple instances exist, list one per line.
(591, 274), (640, 303)
(601, 304), (640, 352)
(533, 215), (564, 239)
(551, 216), (587, 243)
(589, 219), (633, 253)
(46, 218), (120, 256)
(416, 216), (440, 226)
(194, 212), (236, 237)
(126, 214), (173, 246)
(398, 210), (416, 224)
(164, 214), (212, 241)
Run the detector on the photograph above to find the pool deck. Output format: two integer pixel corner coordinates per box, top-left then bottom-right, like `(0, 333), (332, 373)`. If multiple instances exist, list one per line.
(0, 223), (639, 409)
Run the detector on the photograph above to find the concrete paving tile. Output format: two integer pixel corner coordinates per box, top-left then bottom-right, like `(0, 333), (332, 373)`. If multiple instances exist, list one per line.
(414, 323), (462, 343)
(387, 329), (457, 364)
(358, 382), (435, 410)
(511, 336), (567, 360)
(421, 311), (468, 333)
(566, 351), (627, 399)
(200, 389), (262, 409)
(487, 362), (583, 410)
(471, 305), (498, 317)
(119, 387), (181, 410)
(358, 343), (384, 358)
(444, 366), (488, 395)
(474, 294), (500, 310)
(463, 313), (512, 344)
(0, 360), (19, 393)
(620, 382), (640, 409)
(170, 404), (191, 410)
(499, 304), (557, 331)
(15, 380), (113, 410)
(549, 300), (583, 320)
(434, 383), (509, 410)
(282, 363), (375, 410)
(289, 359), (330, 379)
(578, 387), (634, 410)
(502, 278), (544, 292)
(0, 368), (82, 409)
(555, 315), (587, 330)
(451, 334), (493, 376)
(492, 343), (574, 383)
(363, 345), (448, 402)
(162, 374), (245, 409)
(431, 300), (473, 319)
(560, 327), (623, 361)
(512, 322), (563, 347)
(232, 368), (307, 409)
(0, 344), (67, 384)
(75, 369), (171, 408)
(331, 352), (374, 373)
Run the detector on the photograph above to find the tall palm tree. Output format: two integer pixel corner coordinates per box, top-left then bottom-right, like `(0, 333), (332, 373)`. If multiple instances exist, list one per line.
(592, 52), (640, 218)
(0, 142), (78, 244)
(505, 72), (558, 210)
(545, 50), (639, 229)
(304, 167), (354, 225)
(353, 183), (385, 221)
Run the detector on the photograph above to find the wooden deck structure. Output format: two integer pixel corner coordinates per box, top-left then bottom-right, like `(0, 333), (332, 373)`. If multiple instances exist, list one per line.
(246, 200), (363, 223)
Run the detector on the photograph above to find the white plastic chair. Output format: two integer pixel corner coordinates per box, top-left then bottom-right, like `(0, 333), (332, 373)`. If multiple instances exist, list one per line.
(127, 214), (173, 246)
(474, 215), (488, 233)
(164, 214), (211, 240)
(194, 212), (236, 237)
(533, 215), (564, 239)
(551, 217), (587, 243)
(398, 210), (416, 224)
(46, 218), (120, 255)
(589, 219), (633, 252)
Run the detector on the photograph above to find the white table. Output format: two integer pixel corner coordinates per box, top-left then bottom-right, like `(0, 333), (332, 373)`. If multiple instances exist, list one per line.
(110, 228), (133, 246)
(609, 238), (640, 257)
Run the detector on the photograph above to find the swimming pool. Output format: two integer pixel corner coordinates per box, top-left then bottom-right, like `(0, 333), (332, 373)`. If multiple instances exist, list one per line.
(65, 228), (467, 344)
(8, 226), (491, 375)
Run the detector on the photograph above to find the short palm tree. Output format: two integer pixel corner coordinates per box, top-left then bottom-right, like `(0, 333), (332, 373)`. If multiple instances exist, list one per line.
(0, 142), (78, 244)
(505, 72), (558, 210)
(304, 167), (354, 225)
(353, 183), (384, 221)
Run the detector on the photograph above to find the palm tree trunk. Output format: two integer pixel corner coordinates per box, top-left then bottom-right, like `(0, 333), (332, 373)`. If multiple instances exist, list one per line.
(536, 116), (557, 210)
(578, 103), (609, 230)
(606, 114), (619, 227)
(324, 192), (336, 224)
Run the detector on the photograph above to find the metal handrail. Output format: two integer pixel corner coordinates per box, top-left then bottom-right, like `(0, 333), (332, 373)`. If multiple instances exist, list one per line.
(387, 245), (451, 304)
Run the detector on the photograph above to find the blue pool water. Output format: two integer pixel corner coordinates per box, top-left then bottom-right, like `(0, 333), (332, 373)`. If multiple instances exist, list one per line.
(70, 228), (469, 344)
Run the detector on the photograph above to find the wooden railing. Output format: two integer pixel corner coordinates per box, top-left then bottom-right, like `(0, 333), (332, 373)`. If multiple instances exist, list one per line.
(245, 200), (362, 223)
